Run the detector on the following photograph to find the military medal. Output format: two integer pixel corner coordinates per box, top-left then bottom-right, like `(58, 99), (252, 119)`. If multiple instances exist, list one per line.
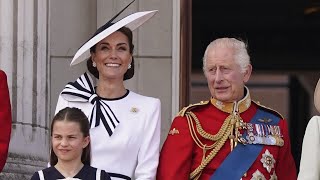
(130, 107), (139, 113)
(251, 170), (266, 180)
(260, 149), (276, 173)
(270, 171), (278, 180)
(243, 123), (284, 146)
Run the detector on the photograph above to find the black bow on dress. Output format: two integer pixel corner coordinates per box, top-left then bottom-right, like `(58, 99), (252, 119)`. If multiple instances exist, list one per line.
(61, 72), (119, 136)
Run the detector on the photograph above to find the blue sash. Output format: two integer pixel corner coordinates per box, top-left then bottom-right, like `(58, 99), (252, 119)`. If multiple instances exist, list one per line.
(209, 109), (280, 180)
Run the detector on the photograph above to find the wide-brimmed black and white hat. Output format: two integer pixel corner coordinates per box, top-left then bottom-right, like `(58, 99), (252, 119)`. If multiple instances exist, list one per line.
(70, 0), (157, 66)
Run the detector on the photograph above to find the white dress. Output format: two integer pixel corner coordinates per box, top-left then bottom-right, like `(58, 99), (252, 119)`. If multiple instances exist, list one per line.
(298, 116), (320, 180)
(55, 73), (161, 180)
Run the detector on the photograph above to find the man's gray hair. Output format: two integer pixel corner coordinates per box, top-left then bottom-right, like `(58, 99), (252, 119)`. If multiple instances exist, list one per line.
(202, 38), (251, 73)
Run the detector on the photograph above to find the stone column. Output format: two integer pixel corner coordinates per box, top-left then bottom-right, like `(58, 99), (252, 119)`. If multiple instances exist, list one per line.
(0, 0), (49, 179)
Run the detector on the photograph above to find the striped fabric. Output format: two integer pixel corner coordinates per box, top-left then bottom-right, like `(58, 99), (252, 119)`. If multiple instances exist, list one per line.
(61, 72), (119, 136)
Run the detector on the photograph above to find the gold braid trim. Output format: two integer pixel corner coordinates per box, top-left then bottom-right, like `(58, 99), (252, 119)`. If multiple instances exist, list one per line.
(189, 112), (230, 141)
(187, 112), (236, 179)
(178, 101), (210, 117)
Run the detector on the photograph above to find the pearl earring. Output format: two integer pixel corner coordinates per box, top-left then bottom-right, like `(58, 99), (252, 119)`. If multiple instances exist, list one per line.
(92, 62), (96, 67)
(128, 64), (132, 69)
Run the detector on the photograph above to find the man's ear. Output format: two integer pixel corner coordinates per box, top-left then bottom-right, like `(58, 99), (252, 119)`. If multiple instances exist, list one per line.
(243, 64), (252, 83)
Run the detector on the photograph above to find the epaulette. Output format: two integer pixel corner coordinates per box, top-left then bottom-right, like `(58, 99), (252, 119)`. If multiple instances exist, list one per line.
(177, 100), (209, 117)
(253, 100), (284, 119)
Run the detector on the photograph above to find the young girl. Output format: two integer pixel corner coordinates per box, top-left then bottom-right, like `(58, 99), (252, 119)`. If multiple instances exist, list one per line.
(30, 107), (111, 180)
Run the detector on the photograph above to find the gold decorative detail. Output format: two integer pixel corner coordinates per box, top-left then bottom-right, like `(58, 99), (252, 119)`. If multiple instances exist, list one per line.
(251, 170), (266, 180)
(215, 100), (225, 109)
(187, 112), (234, 179)
(130, 107), (139, 113)
(260, 149), (276, 173)
(188, 112), (232, 141)
(168, 128), (179, 135)
(210, 86), (252, 114)
(229, 134), (235, 139)
(275, 136), (284, 147)
(258, 118), (272, 123)
(269, 171), (278, 180)
(177, 101), (209, 116)
(245, 98), (251, 108)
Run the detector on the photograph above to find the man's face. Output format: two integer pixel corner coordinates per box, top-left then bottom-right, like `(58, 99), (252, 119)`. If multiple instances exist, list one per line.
(204, 46), (252, 102)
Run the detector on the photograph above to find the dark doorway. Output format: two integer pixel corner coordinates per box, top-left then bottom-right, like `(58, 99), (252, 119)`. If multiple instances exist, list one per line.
(289, 76), (310, 172)
(192, 0), (320, 72)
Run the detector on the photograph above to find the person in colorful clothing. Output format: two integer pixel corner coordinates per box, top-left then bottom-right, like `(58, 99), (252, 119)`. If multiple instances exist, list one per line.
(0, 70), (11, 172)
(55, 1), (161, 180)
(157, 38), (297, 180)
(298, 78), (320, 180)
(31, 107), (111, 180)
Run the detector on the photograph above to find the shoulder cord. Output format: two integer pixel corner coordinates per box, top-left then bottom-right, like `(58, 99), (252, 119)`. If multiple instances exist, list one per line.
(187, 112), (235, 179)
(189, 112), (232, 141)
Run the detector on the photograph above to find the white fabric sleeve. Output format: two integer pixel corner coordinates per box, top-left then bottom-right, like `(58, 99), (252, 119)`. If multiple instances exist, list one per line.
(134, 99), (161, 180)
(298, 116), (320, 180)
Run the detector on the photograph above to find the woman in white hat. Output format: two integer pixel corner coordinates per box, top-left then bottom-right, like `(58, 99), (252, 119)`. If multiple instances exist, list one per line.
(55, 2), (161, 179)
(298, 78), (320, 180)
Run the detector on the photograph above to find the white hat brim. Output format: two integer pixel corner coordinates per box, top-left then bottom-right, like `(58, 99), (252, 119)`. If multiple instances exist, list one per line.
(314, 78), (320, 112)
(70, 10), (158, 66)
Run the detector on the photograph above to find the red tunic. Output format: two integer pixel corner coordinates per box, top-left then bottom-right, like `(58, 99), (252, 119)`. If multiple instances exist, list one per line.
(0, 70), (12, 172)
(157, 94), (296, 180)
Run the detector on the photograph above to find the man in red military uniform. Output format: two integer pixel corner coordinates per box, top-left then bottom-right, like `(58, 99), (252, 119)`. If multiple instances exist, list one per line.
(0, 70), (12, 172)
(157, 38), (297, 180)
